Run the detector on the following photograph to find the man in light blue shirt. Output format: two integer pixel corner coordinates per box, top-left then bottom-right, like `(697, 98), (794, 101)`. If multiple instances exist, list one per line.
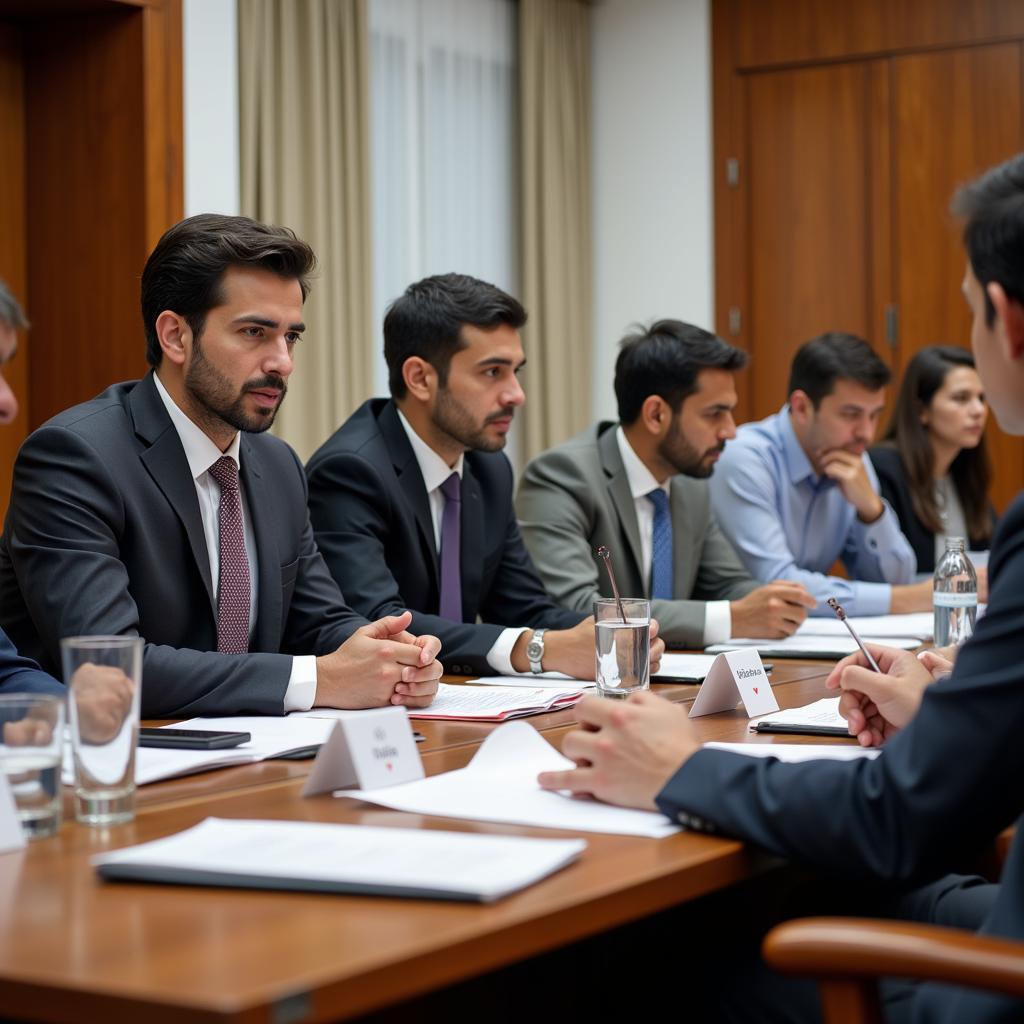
(709, 332), (932, 616)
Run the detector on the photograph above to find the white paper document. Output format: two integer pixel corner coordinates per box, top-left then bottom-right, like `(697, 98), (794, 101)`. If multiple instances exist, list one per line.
(400, 682), (583, 721)
(654, 653), (719, 681)
(338, 721), (680, 838)
(795, 612), (934, 642)
(470, 674), (594, 688)
(750, 697), (847, 732)
(706, 635), (921, 658)
(63, 716), (339, 787)
(704, 741), (880, 763)
(92, 817), (586, 902)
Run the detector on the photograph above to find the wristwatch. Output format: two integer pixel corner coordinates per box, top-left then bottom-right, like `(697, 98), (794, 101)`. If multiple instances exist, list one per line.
(526, 628), (548, 674)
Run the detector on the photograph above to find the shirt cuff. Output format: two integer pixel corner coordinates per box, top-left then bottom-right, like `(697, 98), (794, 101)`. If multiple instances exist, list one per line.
(487, 627), (530, 675)
(702, 601), (732, 645)
(283, 655), (318, 711)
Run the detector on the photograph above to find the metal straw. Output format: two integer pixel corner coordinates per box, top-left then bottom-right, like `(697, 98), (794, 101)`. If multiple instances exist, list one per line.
(596, 546), (628, 622)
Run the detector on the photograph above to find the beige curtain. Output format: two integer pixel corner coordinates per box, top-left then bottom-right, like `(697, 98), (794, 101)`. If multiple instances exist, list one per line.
(518, 0), (593, 461)
(239, 0), (374, 461)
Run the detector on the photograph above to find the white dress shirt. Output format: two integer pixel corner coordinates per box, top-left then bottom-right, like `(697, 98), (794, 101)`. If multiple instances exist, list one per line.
(615, 427), (732, 644)
(154, 375), (317, 710)
(397, 410), (526, 673)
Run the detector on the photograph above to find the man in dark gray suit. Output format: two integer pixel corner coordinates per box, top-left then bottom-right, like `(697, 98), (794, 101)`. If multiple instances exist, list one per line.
(516, 320), (815, 649)
(0, 215), (442, 718)
(538, 156), (1024, 1023)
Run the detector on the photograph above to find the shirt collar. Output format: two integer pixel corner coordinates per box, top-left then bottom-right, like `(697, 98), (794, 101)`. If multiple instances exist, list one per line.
(153, 372), (242, 479)
(777, 405), (817, 486)
(616, 426), (669, 500)
(396, 407), (464, 493)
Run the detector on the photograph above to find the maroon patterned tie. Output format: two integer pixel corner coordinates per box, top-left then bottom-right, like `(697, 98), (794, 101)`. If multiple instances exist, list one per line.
(208, 456), (250, 654)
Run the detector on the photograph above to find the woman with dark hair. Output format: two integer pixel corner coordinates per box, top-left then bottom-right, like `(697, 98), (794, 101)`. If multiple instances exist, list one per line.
(870, 345), (994, 574)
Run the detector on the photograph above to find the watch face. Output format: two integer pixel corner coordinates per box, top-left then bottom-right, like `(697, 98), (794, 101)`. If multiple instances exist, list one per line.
(527, 640), (542, 658)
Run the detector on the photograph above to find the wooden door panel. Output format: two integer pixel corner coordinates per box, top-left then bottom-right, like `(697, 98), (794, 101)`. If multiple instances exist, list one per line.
(892, 43), (1024, 511)
(747, 62), (873, 416)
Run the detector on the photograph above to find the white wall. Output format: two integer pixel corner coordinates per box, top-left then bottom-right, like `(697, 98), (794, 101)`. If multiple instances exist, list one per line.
(590, 0), (714, 421)
(183, 0), (240, 216)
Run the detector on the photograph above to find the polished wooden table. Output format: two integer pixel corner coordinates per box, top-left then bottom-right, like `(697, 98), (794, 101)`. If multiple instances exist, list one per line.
(2, 661), (847, 1023)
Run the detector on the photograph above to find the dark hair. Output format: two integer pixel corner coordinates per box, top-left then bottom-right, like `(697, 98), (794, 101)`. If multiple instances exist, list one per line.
(140, 213), (317, 367)
(880, 345), (992, 543)
(952, 154), (1024, 326)
(383, 273), (527, 398)
(787, 332), (890, 407)
(614, 320), (748, 425)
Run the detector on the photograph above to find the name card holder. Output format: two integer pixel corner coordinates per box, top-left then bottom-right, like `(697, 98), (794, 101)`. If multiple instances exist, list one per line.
(688, 649), (779, 719)
(302, 706), (425, 797)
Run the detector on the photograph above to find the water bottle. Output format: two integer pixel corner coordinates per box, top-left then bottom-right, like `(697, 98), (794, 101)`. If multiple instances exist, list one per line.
(933, 537), (977, 647)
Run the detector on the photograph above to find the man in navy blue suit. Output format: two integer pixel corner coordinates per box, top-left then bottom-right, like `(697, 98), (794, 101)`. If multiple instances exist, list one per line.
(0, 281), (63, 697)
(538, 156), (1024, 1022)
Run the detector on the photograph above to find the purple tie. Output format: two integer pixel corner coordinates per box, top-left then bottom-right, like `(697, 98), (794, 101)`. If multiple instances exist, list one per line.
(438, 472), (462, 621)
(207, 456), (251, 654)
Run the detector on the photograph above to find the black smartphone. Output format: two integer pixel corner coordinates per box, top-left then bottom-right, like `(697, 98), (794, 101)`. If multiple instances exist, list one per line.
(753, 722), (849, 737)
(139, 727), (251, 750)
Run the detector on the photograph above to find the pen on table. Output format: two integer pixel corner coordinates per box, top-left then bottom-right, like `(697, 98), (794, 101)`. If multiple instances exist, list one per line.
(414, 731), (426, 743)
(826, 597), (881, 672)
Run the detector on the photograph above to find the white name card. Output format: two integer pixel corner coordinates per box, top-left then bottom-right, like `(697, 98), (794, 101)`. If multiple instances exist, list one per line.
(688, 649), (779, 719)
(302, 706), (424, 797)
(0, 772), (26, 855)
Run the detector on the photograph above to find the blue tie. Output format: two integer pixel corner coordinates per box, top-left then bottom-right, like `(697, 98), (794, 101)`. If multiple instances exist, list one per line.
(647, 488), (673, 600)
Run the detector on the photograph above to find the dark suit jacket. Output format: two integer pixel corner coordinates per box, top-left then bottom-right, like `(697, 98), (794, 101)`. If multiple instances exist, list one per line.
(869, 445), (994, 573)
(0, 628), (63, 696)
(305, 398), (584, 676)
(0, 373), (367, 717)
(516, 422), (759, 648)
(656, 490), (1024, 1023)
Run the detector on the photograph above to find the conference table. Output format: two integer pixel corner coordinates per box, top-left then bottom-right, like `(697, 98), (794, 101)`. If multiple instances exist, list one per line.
(1, 660), (850, 1023)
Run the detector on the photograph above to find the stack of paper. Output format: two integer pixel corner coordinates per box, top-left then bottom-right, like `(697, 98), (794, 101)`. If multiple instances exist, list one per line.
(397, 682), (584, 721)
(795, 612), (934, 642)
(93, 817), (586, 902)
(706, 635), (921, 659)
(338, 721), (680, 838)
(63, 716), (339, 787)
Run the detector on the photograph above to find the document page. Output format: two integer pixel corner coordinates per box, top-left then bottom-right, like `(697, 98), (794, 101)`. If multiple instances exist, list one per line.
(706, 635), (920, 658)
(654, 653), (719, 681)
(93, 817), (586, 902)
(794, 612), (934, 641)
(402, 683), (583, 720)
(750, 697), (846, 731)
(339, 721), (680, 838)
(704, 741), (880, 762)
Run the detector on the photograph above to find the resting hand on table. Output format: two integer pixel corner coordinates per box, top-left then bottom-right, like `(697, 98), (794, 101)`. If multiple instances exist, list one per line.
(537, 690), (696, 810)
(825, 644), (932, 748)
(315, 611), (442, 709)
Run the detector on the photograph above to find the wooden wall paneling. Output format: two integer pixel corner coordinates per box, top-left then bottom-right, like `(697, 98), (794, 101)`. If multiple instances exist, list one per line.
(24, 10), (150, 428)
(0, 21), (28, 515)
(745, 62), (872, 418)
(891, 42), (1024, 511)
(711, 0), (752, 420)
(141, 0), (182, 249)
(733, 0), (1024, 72)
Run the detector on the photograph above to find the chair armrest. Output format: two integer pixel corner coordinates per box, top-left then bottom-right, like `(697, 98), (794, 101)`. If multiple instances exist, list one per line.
(764, 918), (1024, 999)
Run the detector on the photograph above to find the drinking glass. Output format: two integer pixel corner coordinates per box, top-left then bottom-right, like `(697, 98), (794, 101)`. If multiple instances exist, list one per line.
(61, 636), (141, 826)
(0, 693), (65, 839)
(593, 598), (651, 698)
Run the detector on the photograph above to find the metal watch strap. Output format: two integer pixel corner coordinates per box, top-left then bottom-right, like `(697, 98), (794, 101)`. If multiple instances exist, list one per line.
(528, 628), (548, 674)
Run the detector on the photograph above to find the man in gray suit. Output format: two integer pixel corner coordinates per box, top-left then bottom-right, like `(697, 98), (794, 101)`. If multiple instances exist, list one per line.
(516, 320), (815, 648)
(0, 215), (442, 718)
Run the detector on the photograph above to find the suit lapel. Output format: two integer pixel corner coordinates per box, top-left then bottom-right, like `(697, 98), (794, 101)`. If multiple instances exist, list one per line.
(379, 403), (440, 584)
(599, 426), (646, 591)
(459, 464), (484, 619)
(131, 375), (215, 614)
(239, 438), (281, 652)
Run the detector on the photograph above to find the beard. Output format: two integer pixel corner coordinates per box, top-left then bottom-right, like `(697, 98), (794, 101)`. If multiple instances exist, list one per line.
(658, 427), (724, 479)
(432, 387), (514, 453)
(185, 340), (287, 435)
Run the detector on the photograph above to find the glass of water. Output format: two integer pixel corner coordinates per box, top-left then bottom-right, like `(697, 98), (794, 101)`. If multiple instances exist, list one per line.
(0, 693), (65, 839)
(60, 636), (141, 826)
(593, 598), (651, 699)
